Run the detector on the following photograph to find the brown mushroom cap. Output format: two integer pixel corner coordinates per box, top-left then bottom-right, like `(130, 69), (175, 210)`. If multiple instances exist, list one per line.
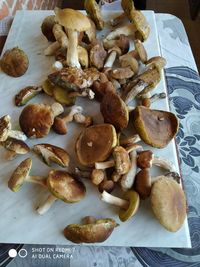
(2, 137), (30, 154)
(19, 103), (54, 138)
(109, 67), (134, 80)
(47, 170), (86, 203)
(75, 124), (117, 167)
(113, 146), (131, 175)
(41, 15), (56, 42)
(0, 115), (11, 142)
(134, 168), (151, 199)
(150, 176), (187, 232)
(134, 39), (147, 63)
(146, 56), (167, 69)
(100, 91), (129, 130)
(8, 158), (32, 192)
(133, 106), (179, 148)
(137, 150), (154, 169)
(64, 218), (117, 243)
(129, 10), (150, 41)
(55, 8), (91, 32)
(90, 43), (107, 69)
(103, 35), (130, 54)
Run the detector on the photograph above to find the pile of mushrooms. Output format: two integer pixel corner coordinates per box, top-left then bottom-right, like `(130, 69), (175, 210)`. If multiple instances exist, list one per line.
(0, 0), (188, 244)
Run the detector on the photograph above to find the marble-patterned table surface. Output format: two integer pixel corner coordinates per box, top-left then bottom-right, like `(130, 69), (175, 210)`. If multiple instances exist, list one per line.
(0, 1), (200, 266)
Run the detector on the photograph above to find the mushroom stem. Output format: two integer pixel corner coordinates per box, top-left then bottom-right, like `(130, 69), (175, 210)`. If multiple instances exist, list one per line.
(66, 29), (80, 68)
(95, 160), (115, 170)
(51, 102), (64, 117)
(26, 175), (47, 187)
(104, 51), (117, 68)
(36, 194), (57, 215)
(124, 80), (148, 104)
(110, 13), (126, 26)
(152, 157), (176, 172)
(53, 24), (68, 48)
(101, 190), (129, 209)
(44, 41), (60, 56)
(8, 130), (27, 141)
(105, 24), (136, 41)
(73, 113), (93, 127)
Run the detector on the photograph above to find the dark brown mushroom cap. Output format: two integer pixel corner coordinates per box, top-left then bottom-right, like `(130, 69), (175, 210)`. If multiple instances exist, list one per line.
(133, 106), (179, 148)
(64, 218), (117, 243)
(90, 43), (107, 70)
(19, 103), (54, 138)
(8, 158), (32, 192)
(137, 150), (154, 169)
(52, 117), (67, 135)
(75, 124), (117, 167)
(41, 15), (56, 42)
(0, 115), (11, 142)
(33, 143), (70, 167)
(150, 176), (187, 232)
(0, 47), (29, 77)
(2, 137), (30, 154)
(134, 168), (151, 199)
(100, 91), (129, 130)
(47, 170), (86, 203)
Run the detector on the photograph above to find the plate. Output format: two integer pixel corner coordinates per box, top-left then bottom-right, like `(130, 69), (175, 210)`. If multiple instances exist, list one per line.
(0, 10), (191, 247)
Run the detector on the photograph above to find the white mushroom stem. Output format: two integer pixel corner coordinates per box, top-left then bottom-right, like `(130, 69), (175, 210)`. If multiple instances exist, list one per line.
(26, 175), (47, 187)
(53, 24), (68, 48)
(110, 12), (126, 26)
(124, 80), (148, 104)
(104, 50), (117, 68)
(120, 145), (143, 191)
(152, 156), (176, 172)
(66, 29), (80, 68)
(105, 24), (136, 40)
(7, 130), (27, 141)
(44, 41), (60, 56)
(101, 190), (129, 209)
(95, 160), (115, 170)
(51, 102), (64, 117)
(36, 195), (57, 215)
(62, 106), (83, 124)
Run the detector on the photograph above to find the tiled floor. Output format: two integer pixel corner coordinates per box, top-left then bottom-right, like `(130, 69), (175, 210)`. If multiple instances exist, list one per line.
(147, 0), (200, 72)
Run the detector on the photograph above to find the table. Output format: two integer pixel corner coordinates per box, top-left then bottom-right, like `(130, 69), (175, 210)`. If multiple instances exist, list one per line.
(0, 4), (200, 267)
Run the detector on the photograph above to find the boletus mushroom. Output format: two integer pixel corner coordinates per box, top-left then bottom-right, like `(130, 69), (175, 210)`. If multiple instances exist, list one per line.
(19, 102), (64, 138)
(64, 217), (117, 243)
(150, 176), (187, 232)
(15, 86), (43, 106)
(133, 106), (179, 148)
(75, 124), (117, 167)
(84, 0), (104, 30)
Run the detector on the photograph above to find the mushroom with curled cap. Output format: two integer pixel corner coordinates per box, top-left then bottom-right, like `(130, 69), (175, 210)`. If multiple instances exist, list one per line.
(15, 86), (43, 106)
(133, 106), (179, 148)
(54, 8), (91, 68)
(33, 143), (70, 167)
(53, 105), (93, 135)
(37, 170), (86, 215)
(100, 90), (129, 130)
(19, 102), (64, 138)
(0, 137), (30, 160)
(75, 124), (117, 167)
(0, 115), (27, 142)
(122, 65), (161, 104)
(84, 0), (104, 30)
(63, 217), (117, 243)
(150, 176), (187, 232)
(95, 146), (131, 175)
(101, 190), (140, 222)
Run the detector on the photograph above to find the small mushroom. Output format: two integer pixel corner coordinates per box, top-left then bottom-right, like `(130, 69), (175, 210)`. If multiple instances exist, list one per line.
(134, 168), (151, 199)
(133, 106), (179, 148)
(91, 169), (105, 185)
(8, 158), (46, 192)
(84, 0), (104, 30)
(90, 42), (107, 70)
(129, 39), (148, 63)
(0, 137), (30, 160)
(95, 146), (131, 175)
(33, 143), (70, 167)
(101, 190), (140, 222)
(41, 15), (56, 42)
(75, 124), (117, 167)
(104, 46), (122, 68)
(150, 176), (187, 232)
(63, 217), (117, 243)
(55, 8), (91, 68)
(98, 180), (115, 193)
(103, 35), (129, 55)
(100, 90), (129, 130)
(37, 170), (86, 214)
(53, 105), (92, 135)
(15, 86), (43, 106)
(0, 115), (27, 142)
(141, 92), (166, 108)
(119, 55), (139, 74)
(19, 102), (64, 138)
(105, 24), (136, 41)
(146, 56), (167, 69)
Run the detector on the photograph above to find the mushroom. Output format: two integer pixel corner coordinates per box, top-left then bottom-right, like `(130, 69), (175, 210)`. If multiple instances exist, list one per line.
(37, 170), (86, 214)
(119, 55), (139, 75)
(122, 65), (161, 104)
(129, 10), (150, 41)
(81, 17), (97, 44)
(8, 158), (46, 192)
(133, 106), (179, 148)
(134, 168), (151, 199)
(100, 90), (129, 130)
(0, 115), (27, 142)
(15, 86), (43, 106)
(98, 179), (115, 193)
(95, 146), (131, 175)
(146, 56), (167, 70)
(103, 35), (129, 54)
(101, 190), (140, 222)
(121, 0), (135, 20)
(119, 134), (141, 146)
(55, 8), (91, 68)
(63, 217), (117, 243)
(91, 169), (106, 185)
(108, 67), (134, 80)
(150, 176), (187, 232)
(19, 102), (64, 138)
(104, 46), (122, 68)
(75, 124), (117, 167)
(84, 0), (104, 30)
(52, 23), (68, 48)
(120, 144), (143, 191)
(141, 92), (166, 108)
(124, 39), (147, 63)
(53, 106), (92, 135)
(77, 46), (89, 69)
(105, 24), (136, 41)
(41, 15), (56, 42)
(89, 42), (107, 70)
(33, 143), (70, 167)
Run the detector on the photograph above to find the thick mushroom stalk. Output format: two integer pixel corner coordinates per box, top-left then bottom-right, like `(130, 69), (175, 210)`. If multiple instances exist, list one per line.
(101, 190), (129, 209)
(0, 115), (27, 142)
(37, 195), (57, 215)
(66, 29), (80, 68)
(105, 24), (136, 41)
(53, 105), (92, 135)
(104, 47), (121, 68)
